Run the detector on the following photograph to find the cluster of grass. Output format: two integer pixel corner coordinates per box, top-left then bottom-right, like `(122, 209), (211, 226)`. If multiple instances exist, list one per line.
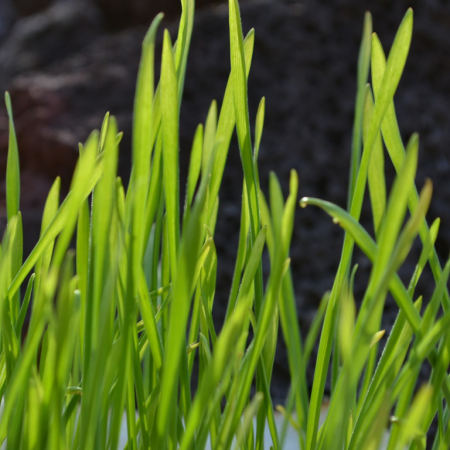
(0, 0), (449, 448)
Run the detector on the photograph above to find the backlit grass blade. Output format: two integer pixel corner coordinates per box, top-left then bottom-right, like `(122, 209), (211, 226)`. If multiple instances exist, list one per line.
(225, 182), (250, 320)
(351, 8), (413, 223)
(363, 85), (386, 238)
(186, 124), (203, 209)
(233, 393), (264, 450)
(14, 273), (34, 340)
(408, 218), (439, 297)
(349, 297), (422, 449)
(131, 13), (162, 265)
(352, 135), (419, 341)
(35, 177), (61, 299)
(0, 216), (20, 384)
(143, 131), (163, 257)
(8, 148), (103, 300)
(221, 171), (298, 450)
(229, 0), (261, 251)
(300, 196), (421, 331)
(179, 301), (249, 450)
(372, 32), (450, 315)
(156, 155), (209, 449)
(202, 100), (217, 174)
(8, 213), (22, 325)
(76, 197), (89, 358)
(174, 0), (194, 104)
(161, 29), (180, 283)
(305, 13), (413, 448)
(235, 225), (267, 307)
(5, 92), (20, 222)
(420, 330), (450, 443)
(90, 117), (118, 354)
(396, 385), (433, 449)
(304, 292), (329, 367)
(348, 11), (372, 208)
(254, 96), (265, 160)
(209, 28), (254, 222)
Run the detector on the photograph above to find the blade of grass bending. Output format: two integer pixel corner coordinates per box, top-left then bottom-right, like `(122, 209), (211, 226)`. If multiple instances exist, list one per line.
(299, 197), (421, 330)
(301, 193), (450, 420)
(161, 30), (180, 283)
(372, 34), (450, 318)
(305, 12), (413, 449)
(5, 92), (20, 222)
(8, 149), (104, 300)
(363, 84), (386, 238)
(349, 135), (419, 377)
(348, 11), (372, 208)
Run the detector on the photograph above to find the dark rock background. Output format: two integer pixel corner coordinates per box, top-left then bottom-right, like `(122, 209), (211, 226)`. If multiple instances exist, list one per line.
(1, 0), (450, 410)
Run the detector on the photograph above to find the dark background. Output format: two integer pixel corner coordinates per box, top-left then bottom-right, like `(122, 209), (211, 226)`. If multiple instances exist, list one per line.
(1, 0), (450, 404)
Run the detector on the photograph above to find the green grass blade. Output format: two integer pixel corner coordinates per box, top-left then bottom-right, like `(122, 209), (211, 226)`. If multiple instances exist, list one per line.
(5, 92), (20, 222)
(14, 273), (35, 339)
(363, 85), (386, 238)
(202, 100), (218, 175)
(348, 11), (372, 208)
(254, 97), (265, 160)
(186, 124), (203, 209)
(161, 29), (180, 283)
(209, 28), (254, 222)
(156, 157), (209, 448)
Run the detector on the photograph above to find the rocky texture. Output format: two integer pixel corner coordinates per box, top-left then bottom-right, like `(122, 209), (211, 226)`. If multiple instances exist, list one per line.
(1, 0), (450, 408)
(92, 0), (216, 28)
(0, 0), (18, 41)
(0, 1), (104, 88)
